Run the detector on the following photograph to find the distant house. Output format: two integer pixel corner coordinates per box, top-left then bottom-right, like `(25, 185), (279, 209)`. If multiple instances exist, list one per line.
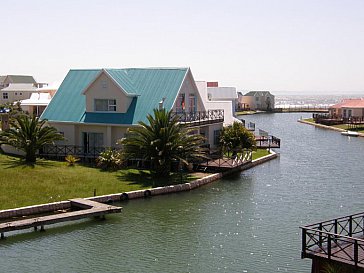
(0, 75), (51, 105)
(41, 68), (224, 152)
(196, 81), (238, 125)
(237, 91), (275, 111)
(0, 75), (36, 88)
(329, 98), (364, 119)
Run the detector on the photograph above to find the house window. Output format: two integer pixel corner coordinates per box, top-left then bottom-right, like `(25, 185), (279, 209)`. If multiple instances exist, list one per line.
(189, 93), (197, 113)
(95, 99), (116, 111)
(255, 96), (259, 102)
(15, 92), (17, 96)
(176, 93), (185, 113)
(20, 92), (22, 95)
(2, 93), (8, 100)
(213, 129), (221, 146)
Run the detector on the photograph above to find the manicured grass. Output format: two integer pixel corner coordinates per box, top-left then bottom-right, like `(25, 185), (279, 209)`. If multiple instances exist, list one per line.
(224, 149), (271, 160)
(303, 118), (315, 123)
(0, 154), (201, 210)
(235, 111), (257, 115)
(252, 149), (270, 160)
(332, 124), (364, 133)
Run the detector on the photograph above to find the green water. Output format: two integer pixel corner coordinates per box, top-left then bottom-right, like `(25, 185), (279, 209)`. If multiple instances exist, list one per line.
(1, 113), (364, 273)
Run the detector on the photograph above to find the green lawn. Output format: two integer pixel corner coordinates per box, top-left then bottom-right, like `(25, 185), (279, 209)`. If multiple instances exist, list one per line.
(302, 118), (364, 133)
(332, 124), (364, 133)
(0, 148), (272, 210)
(252, 149), (270, 160)
(0, 154), (200, 210)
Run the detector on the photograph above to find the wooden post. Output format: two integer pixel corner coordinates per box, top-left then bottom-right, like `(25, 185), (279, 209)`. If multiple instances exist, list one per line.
(349, 216), (353, 237)
(328, 234), (331, 259)
(301, 228), (307, 258)
(40, 225), (45, 232)
(1, 232), (4, 239)
(354, 240), (358, 267)
(319, 223), (323, 247)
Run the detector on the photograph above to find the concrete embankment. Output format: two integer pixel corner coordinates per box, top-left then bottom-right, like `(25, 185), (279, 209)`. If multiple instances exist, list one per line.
(0, 151), (278, 219)
(298, 119), (364, 137)
(87, 150), (279, 203)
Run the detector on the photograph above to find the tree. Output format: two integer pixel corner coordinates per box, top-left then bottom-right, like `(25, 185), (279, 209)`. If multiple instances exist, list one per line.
(219, 121), (256, 155)
(0, 115), (64, 163)
(119, 108), (206, 177)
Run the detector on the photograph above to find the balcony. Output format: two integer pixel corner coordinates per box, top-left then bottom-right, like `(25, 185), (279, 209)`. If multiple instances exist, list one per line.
(171, 109), (224, 127)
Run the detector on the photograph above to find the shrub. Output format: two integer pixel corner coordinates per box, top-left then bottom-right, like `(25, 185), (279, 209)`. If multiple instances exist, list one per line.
(97, 149), (123, 171)
(65, 155), (80, 166)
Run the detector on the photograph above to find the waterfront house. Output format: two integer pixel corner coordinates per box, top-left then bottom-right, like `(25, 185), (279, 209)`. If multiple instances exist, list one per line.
(196, 81), (239, 126)
(40, 68), (224, 154)
(329, 98), (364, 119)
(238, 91), (275, 111)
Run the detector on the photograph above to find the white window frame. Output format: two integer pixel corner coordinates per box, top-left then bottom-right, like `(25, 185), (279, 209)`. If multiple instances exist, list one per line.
(94, 99), (117, 112)
(2, 92), (8, 100)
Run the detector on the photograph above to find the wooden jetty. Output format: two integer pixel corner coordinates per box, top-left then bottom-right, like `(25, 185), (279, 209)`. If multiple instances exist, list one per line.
(301, 212), (364, 273)
(197, 150), (252, 172)
(0, 198), (121, 239)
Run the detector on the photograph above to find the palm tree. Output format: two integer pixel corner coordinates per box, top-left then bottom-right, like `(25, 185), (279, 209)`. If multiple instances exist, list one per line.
(119, 108), (206, 177)
(0, 115), (64, 163)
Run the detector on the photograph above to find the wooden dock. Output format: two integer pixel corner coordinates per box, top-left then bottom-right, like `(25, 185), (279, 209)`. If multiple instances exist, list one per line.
(197, 150), (252, 172)
(301, 211), (364, 272)
(0, 198), (121, 239)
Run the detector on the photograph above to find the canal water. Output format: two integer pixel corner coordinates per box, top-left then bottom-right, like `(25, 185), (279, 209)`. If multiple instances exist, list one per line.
(1, 113), (364, 273)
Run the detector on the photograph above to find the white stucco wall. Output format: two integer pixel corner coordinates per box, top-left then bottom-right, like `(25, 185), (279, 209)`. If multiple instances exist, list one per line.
(196, 81), (238, 125)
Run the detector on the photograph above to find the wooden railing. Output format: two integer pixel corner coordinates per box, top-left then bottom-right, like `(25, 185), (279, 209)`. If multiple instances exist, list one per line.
(39, 145), (110, 159)
(255, 135), (281, 148)
(197, 149), (252, 170)
(301, 212), (364, 267)
(171, 109), (224, 126)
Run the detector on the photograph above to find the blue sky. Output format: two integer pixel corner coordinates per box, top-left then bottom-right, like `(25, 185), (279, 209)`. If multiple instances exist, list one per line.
(1, 0), (364, 94)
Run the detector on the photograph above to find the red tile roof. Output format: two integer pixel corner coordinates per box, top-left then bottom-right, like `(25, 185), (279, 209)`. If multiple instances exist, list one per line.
(330, 98), (364, 109)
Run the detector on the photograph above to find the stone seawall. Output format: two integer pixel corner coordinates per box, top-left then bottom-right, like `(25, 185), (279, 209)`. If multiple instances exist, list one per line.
(87, 150), (278, 203)
(0, 151), (278, 218)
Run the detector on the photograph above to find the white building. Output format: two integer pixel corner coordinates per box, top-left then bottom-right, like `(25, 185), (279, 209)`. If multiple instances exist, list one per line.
(196, 81), (239, 125)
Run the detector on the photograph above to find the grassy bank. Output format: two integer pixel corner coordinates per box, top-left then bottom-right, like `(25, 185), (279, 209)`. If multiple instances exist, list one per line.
(303, 118), (364, 133)
(0, 154), (202, 210)
(252, 149), (270, 159)
(0, 149), (271, 210)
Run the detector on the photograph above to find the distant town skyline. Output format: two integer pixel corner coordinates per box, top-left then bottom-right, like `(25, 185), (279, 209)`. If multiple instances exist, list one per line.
(1, 0), (364, 94)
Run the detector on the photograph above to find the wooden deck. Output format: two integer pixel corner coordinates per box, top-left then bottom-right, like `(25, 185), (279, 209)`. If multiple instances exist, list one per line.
(301, 212), (364, 271)
(197, 150), (252, 171)
(0, 198), (121, 238)
(255, 136), (281, 148)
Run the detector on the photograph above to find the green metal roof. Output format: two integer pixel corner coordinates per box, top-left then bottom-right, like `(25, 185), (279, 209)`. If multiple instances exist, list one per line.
(41, 68), (188, 125)
(6, 75), (36, 84)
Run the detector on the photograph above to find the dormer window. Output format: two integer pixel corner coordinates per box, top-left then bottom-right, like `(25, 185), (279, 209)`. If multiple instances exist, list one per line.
(95, 99), (116, 111)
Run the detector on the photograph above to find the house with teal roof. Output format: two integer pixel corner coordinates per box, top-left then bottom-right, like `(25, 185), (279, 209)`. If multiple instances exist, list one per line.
(41, 67), (224, 154)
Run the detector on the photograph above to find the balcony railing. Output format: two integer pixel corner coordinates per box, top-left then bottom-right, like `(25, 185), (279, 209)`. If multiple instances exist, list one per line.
(301, 211), (364, 268)
(171, 109), (224, 126)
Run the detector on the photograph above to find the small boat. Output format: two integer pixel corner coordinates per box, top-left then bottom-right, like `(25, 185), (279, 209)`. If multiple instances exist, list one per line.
(341, 131), (359, 137)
